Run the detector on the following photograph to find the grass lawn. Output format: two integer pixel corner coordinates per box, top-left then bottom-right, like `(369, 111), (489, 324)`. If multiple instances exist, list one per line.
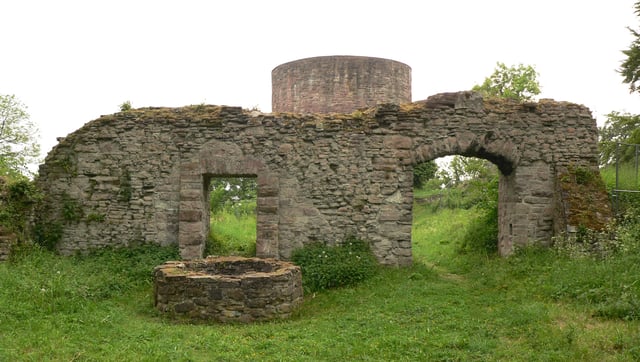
(207, 211), (257, 257)
(1, 204), (639, 361)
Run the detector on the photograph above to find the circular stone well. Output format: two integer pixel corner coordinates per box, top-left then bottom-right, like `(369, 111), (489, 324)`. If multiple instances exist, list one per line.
(153, 256), (303, 323)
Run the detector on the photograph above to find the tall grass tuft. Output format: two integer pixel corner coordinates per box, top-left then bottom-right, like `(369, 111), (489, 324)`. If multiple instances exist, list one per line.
(207, 209), (256, 257)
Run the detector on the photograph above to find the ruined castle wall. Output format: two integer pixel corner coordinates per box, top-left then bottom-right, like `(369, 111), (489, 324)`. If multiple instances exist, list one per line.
(272, 56), (411, 114)
(36, 92), (602, 265)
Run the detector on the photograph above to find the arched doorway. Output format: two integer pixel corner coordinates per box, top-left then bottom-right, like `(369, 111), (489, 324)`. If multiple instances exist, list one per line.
(410, 131), (539, 255)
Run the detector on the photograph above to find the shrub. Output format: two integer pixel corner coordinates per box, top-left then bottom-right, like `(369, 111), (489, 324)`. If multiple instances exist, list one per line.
(291, 238), (378, 293)
(456, 204), (499, 254)
(119, 101), (132, 112)
(413, 160), (438, 188)
(455, 175), (499, 255)
(0, 177), (41, 242)
(617, 205), (640, 249)
(32, 221), (63, 251)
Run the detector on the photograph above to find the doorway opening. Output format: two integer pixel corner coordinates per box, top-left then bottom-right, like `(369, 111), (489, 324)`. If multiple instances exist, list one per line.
(206, 176), (257, 257)
(412, 156), (499, 263)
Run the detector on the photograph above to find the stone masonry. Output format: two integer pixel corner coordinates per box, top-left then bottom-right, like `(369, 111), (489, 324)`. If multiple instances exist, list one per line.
(0, 226), (15, 261)
(36, 91), (604, 265)
(272, 56), (411, 114)
(154, 256), (303, 323)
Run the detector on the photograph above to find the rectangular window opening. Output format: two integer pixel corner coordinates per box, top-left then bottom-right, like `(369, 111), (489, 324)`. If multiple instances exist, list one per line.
(207, 176), (257, 257)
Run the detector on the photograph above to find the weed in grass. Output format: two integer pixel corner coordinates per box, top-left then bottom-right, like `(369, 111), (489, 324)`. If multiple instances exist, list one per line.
(291, 238), (378, 293)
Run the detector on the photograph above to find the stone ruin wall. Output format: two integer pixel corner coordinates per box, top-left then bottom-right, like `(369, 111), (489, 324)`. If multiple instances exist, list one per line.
(36, 91), (602, 265)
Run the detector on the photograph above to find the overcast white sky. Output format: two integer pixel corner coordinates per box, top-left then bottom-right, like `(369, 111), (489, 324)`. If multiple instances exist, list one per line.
(2, 1), (640, 160)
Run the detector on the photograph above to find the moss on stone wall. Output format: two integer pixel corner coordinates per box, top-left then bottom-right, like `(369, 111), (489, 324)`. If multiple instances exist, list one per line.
(558, 166), (613, 231)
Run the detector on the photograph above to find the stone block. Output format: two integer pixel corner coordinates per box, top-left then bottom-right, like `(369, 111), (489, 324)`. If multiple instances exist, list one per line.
(180, 244), (204, 260)
(180, 162), (201, 173)
(257, 197), (278, 214)
(180, 188), (203, 201)
(383, 135), (412, 149)
(378, 207), (402, 222)
(179, 210), (202, 222)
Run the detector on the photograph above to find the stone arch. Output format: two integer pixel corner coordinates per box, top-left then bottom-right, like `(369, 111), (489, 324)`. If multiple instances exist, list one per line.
(412, 131), (523, 255)
(413, 130), (519, 175)
(178, 140), (279, 260)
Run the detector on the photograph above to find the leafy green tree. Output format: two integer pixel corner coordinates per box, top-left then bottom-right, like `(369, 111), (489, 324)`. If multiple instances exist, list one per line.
(598, 111), (640, 165)
(0, 95), (40, 178)
(441, 156), (496, 186)
(209, 177), (257, 215)
(449, 62), (541, 252)
(472, 62), (541, 101)
(413, 160), (438, 188)
(620, 2), (640, 93)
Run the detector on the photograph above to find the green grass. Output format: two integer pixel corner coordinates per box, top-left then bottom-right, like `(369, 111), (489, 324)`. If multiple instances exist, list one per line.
(1, 204), (640, 360)
(413, 186), (471, 210)
(601, 163), (640, 191)
(207, 211), (256, 257)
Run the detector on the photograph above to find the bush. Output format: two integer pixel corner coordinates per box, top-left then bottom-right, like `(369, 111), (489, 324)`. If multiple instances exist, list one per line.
(455, 174), (499, 254)
(291, 238), (378, 293)
(0, 177), (41, 241)
(456, 204), (499, 254)
(413, 160), (438, 188)
(616, 205), (640, 250)
(544, 193), (640, 321)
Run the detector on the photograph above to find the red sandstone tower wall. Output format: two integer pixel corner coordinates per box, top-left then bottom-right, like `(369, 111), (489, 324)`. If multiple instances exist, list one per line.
(272, 56), (412, 114)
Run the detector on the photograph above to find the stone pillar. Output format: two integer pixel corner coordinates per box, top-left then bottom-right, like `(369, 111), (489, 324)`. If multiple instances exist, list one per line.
(498, 162), (555, 255)
(256, 173), (279, 259)
(178, 162), (206, 260)
(372, 135), (414, 266)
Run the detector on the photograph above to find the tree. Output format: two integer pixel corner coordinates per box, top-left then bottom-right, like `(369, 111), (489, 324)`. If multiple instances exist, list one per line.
(472, 62), (541, 101)
(451, 156), (495, 183)
(598, 111), (640, 165)
(620, 2), (640, 93)
(0, 95), (40, 178)
(209, 177), (257, 216)
(413, 160), (438, 188)
(457, 61), (541, 187)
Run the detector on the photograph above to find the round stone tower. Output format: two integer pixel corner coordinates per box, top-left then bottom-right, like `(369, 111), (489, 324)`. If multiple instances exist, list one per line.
(271, 55), (411, 114)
